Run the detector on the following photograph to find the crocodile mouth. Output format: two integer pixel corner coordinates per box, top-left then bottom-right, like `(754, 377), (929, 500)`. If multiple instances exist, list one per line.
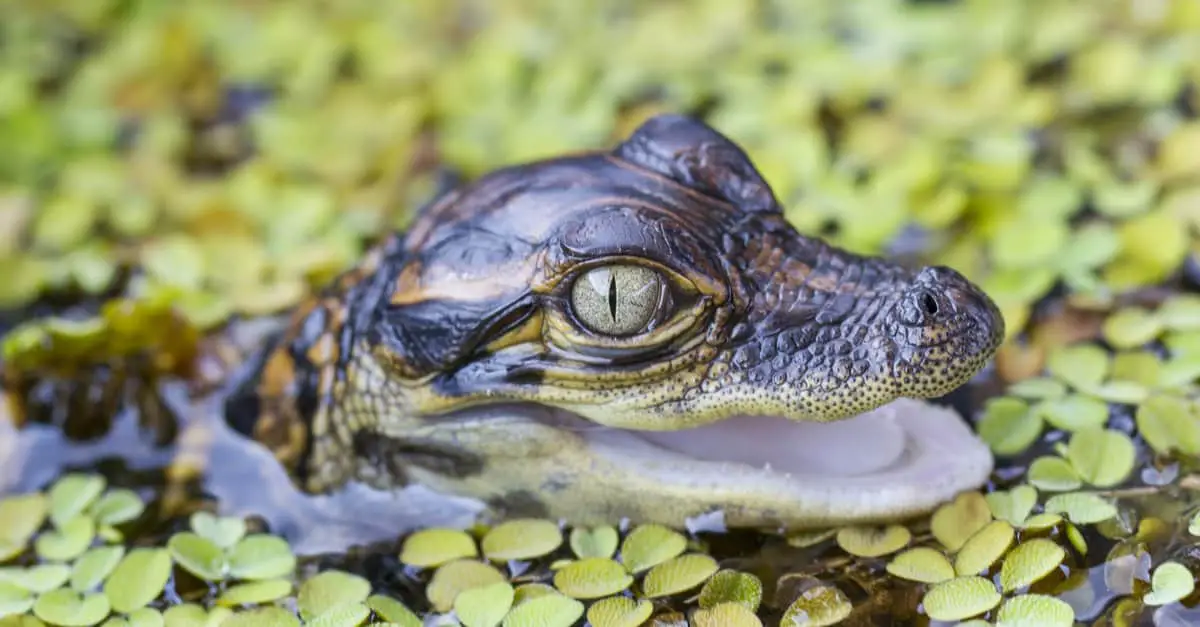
(524, 397), (996, 526)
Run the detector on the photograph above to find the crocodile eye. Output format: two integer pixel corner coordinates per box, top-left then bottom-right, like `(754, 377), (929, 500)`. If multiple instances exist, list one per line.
(571, 265), (665, 336)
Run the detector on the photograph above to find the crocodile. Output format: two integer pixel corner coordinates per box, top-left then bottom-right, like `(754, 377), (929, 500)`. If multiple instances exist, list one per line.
(223, 113), (1006, 530)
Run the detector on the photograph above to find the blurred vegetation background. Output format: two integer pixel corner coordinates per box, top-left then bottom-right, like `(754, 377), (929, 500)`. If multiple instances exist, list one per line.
(2, 0), (1200, 355)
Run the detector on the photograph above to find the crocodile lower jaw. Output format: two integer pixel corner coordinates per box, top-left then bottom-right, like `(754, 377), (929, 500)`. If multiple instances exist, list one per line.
(578, 397), (996, 528)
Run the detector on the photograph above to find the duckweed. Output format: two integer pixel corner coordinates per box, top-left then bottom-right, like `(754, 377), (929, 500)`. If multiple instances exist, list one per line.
(834, 525), (911, 558)
(922, 576), (1002, 622)
(641, 554), (719, 599)
(780, 584), (852, 627)
(453, 581), (513, 627)
(567, 526), (618, 560)
(1026, 457), (1082, 493)
(1065, 428), (1136, 487)
(551, 558), (632, 600)
(480, 519), (563, 563)
(697, 570), (762, 612)
(1143, 561), (1195, 606)
(999, 539), (1067, 593)
(954, 521), (1015, 577)
(1043, 493), (1118, 525)
(585, 597), (652, 627)
(499, 592), (583, 627)
(426, 560), (508, 613)
(617, 524), (687, 574)
(297, 571), (371, 621)
(885, 548), (955, 584)
(399, 528), (477, 568)
(995, 594), (1075, 627)
(692, 602), (762, 627)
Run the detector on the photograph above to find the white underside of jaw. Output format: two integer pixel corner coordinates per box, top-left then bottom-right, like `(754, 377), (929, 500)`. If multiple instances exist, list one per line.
(586, 398), (995, 522)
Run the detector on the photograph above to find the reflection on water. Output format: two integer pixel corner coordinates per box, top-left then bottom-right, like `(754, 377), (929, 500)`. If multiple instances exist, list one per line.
(0, 381), (486, 557)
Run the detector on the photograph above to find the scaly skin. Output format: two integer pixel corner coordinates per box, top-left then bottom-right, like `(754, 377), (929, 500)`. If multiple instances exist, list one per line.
(225, 114), (1005, 528)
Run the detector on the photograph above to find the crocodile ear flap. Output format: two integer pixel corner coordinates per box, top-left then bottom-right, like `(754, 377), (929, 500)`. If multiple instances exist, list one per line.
(613, 114), (781, 215)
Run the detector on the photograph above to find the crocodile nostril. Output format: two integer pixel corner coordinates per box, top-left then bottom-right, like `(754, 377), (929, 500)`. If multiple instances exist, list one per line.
(920, 293), (939, 316)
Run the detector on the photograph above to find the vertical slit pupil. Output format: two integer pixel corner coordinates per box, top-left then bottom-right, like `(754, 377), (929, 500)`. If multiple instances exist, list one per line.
(608, 275), (618, 321)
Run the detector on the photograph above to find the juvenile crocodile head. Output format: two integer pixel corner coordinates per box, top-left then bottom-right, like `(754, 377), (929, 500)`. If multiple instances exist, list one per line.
(231, 114), (1005, 529)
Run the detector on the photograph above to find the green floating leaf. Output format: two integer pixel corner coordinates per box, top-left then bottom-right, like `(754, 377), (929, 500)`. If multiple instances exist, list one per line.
(1103, 307), (1164, 349)
(1066, 428), (1135, 487)
(218, 607), (299, 627)
(426, 560), (507, 613)
(698, 569), (762, 611)
(297, 570), (371, 621)
(568, 527), (618, 560)
(70, 547), (125, 593)
(986, 485), (1038, 526)
(922, 576), (1001, 622)
(1110, 351), (1162, 387)
(1038, 395), (1108, 432)
(88, 491), (144, 527)
(0, 582), (34, 618)
(642, 554), (718, 598)
(836, 525), (911, 558)
(102, 607), (163, 627)
(552, 558), (632, 600)
(1136, 394), (1200, 457)
(215, 579), (293, 607)
(1047, 343), (1109, 390)
(1093, 180), (1157, 218)
(585, 596), (653, 627)
(187, 513), (246, 550)
(886, 547), (955, 584)
(930, 492), (993, 553)
(167, 533), (226, 582)
(1044, 492), (1118, 525)
(48, 474), (106, 528)
(1157, 355), (1200, 389)
(500, 592), (583, 627)
(1007, 377), (1068, 400)
(1143, 561), (1195, 606)
(978, 397), (1044, 456)
(104, 548), (171, 613)
(995, 593), (1075, 627)
(161, 604), (211, 627)
(1065, 524), (1088, 557)
(618, 524), (687, 574)
(19, 565), (72, 594)
(1086, 380), (1149, 405)
(1160, 295), (1200, 331)
(365, 595), (421, 627)
(1020, 513), (1064, 532)
(1189, 511), (1200, 537)
(227, 534), (295, 581)
(780, 583), (853, 627)
(35, 516), (96, 562)
(0, 493), (48, 548)
(306, 602), (371, 627)
(692, 602), (763, 627)
(399, 528), (477, 568)
(1027, 456), (1082, 492)
(955, 520), (1015, 577)
(480, 519), (562, 562)
(453, 581), (513, 627)
(999, 539), (1066, 593)
(33, 589), (111, 627)
(512, 583), (558, 606)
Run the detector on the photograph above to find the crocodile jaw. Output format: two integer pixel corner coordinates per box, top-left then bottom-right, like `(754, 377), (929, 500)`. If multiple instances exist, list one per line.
(596, 398), (995, 527)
